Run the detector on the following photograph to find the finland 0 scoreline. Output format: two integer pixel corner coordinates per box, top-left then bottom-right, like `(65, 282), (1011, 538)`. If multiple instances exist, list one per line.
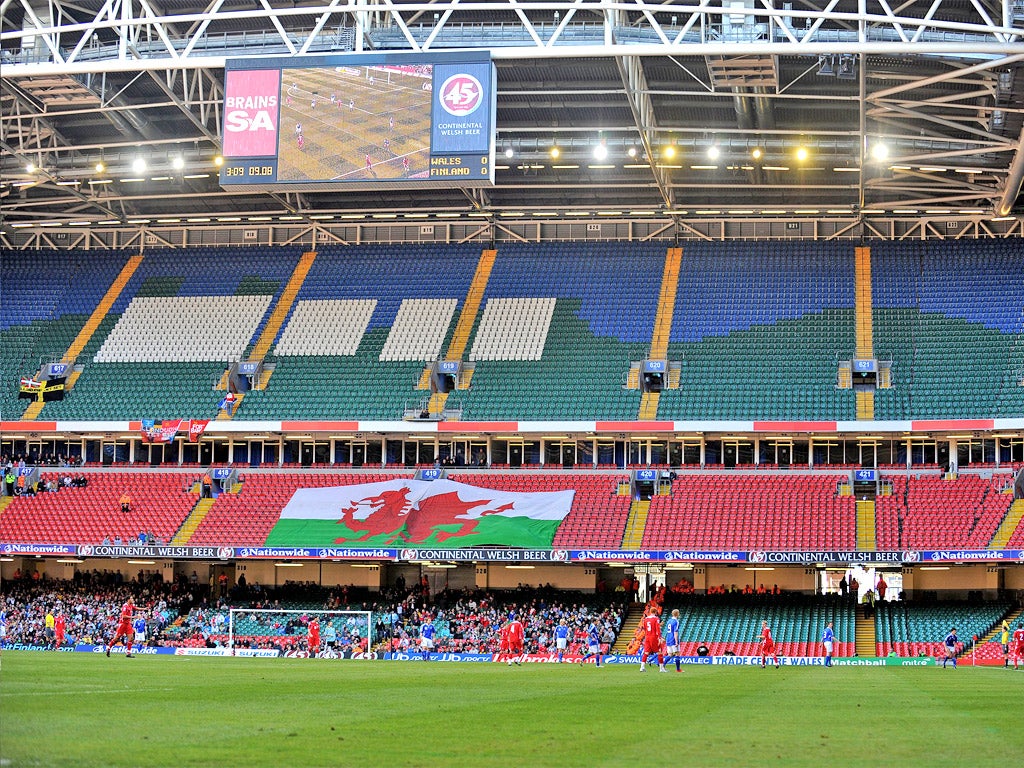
(219, 52), (495, 192)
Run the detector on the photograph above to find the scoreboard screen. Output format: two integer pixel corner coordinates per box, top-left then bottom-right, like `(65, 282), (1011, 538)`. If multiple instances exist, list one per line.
(220, 52), (495, 191)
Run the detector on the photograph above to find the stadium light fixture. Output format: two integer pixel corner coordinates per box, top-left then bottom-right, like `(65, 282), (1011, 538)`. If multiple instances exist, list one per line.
(593, 142), (608, 161)
(213, 155), (225, 167)
(795, 146), (809, 163)
(171, 155), (185, 171)
(127, 559), (156, 565)
(870, 143), (889, 162)
(504, 147), (514, 159)
(627, 146), (637, 158)
(505, 565), (536, 569)
(707, 145), (720, 161)
(94, 161), (106, 173)
(132, 157), (146, 173)
(25, 162), (36, 173)
(550, 146), (560, 160)
(274, 562), (304, 567)
(663, 145), (676, 160)
(751, 147), (763, 161)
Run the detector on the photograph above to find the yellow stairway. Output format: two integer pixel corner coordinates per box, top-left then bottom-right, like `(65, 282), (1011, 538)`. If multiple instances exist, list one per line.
(638, 392), (660, 420)
(0, 496), (14, 515)
(171, 497), (216, 545)
(636, 247), (683, 420)
(248, 250), (317, 362)
(854, 246), (875, 420)
(612, 607), (644, 653)
(621, 499), (650, 548)
(626, 367), (640, 389)
(856, 499), (877, 550)
(990, 499), (1024, 548)
(421, 248), (498, 412)
(855, 612), (877, 657)
(23, 254), (144, 420)
(977, 608), (1023, 646)
(213, 250), (317, 413)
(215, 393), (244, 421)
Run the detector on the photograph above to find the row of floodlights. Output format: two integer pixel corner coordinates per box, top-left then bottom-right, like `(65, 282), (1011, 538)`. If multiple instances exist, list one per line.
(502, 144), (895, 164)
(23, 155), (226, 177)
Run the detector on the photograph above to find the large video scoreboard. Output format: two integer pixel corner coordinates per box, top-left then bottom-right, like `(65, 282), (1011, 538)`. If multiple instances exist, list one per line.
(220, 52), (495, 191)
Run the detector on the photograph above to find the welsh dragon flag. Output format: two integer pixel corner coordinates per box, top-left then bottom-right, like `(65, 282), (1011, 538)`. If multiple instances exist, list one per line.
(264, 478), (574, 549)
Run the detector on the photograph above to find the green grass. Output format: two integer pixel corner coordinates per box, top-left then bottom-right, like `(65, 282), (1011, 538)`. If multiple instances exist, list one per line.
(1, 652), (1022, 767)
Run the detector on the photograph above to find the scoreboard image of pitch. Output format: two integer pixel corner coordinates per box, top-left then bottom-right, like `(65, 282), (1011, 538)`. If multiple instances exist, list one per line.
(220, 51), (495, 191)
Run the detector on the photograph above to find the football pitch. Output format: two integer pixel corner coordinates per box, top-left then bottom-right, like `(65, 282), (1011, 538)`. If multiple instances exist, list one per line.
(1, 653), (1021, 768)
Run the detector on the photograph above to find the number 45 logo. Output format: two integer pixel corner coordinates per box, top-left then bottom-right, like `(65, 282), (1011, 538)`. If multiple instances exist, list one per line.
(439, 74), (483, 117)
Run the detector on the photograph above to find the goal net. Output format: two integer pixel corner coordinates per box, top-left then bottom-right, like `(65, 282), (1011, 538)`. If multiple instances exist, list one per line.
(228, 608), (373, 658)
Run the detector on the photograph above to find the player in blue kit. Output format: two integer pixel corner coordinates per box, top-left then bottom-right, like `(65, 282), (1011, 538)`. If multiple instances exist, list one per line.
(664, 609), (681, 672)
(420, 619), (436, 661)
(580, 620), (602, 667)
(822, 621), (835, 667)
(132, 615), (147, 654)
(942, 627), (958, 669)
(554, 618), (570, 663)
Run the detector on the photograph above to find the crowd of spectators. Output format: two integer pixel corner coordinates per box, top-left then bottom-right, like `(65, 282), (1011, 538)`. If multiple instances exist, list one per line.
(0, 571), (204, 648)
(1, 576), (625, 655)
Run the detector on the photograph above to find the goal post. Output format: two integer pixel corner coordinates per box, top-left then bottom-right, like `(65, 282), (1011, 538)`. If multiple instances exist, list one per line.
(227, 608), (373, 657)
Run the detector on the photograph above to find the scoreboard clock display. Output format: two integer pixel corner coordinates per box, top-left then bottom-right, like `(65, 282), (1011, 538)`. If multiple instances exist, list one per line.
(220, 52), (495, 191)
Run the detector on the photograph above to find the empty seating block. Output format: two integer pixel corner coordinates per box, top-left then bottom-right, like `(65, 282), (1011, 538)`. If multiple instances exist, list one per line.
(469, 297), (556, 361)
(95, 295), (272, 362)
(379, 299), (458, 361)
(0, 472), (195, 544)
(875, 474), (1013, 550)
(275, 299), (376, 356)
(666, 597), (857, 659)
(641, 474), (856, 550)
(874, 600), (1011, 657)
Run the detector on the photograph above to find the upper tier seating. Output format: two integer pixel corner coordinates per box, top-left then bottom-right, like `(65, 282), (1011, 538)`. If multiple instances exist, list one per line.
(656, 240), (856, 420)
(4, 239), (1020, 421)
(871, 239), (1024, 419)
(641, 474), (856, 550)
(1, 249), (131, 419)
(39, 246), (303, 420)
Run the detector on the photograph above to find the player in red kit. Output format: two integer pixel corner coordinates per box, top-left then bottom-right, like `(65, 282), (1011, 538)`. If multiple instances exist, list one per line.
(106, 598), (136, 658)
(759, 620), (780, 668)
(307, 616), (321, 658)
(639, 607), (662, 672)
(495, 621), (510, 663)
(505, 612), (525, 666)
(1012, 623), (1024, 670)
(54, 612), (66, 649)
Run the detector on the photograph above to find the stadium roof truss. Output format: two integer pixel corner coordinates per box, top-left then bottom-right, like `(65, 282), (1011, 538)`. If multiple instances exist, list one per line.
(2, 0), (1024, 245)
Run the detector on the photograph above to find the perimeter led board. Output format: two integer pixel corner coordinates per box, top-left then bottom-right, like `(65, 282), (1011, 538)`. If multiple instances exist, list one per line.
(220, 52), (495, 191)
